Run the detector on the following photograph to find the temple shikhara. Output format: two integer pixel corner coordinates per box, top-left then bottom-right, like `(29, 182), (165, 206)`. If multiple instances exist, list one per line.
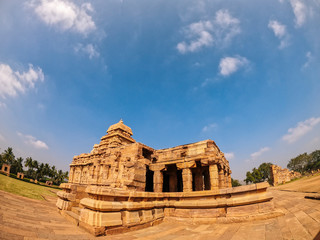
(57, 120), (281, 236)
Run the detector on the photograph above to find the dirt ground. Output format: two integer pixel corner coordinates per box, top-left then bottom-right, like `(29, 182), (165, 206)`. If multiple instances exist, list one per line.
(274, 173), (320, 193)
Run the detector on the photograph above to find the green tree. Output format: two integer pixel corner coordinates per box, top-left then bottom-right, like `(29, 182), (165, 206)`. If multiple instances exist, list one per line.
(36, 163), (45, 180)
(231, 178), (242, 187)
(44, 163), (50, 178)
(251, 168), (262, 182)
(11, 157), (24, 174)
(31, 159), (39, 179)
(287, 153), (311, 174)
(258, 162), (272, 183)
(244, 171), (255, 184)
(50, 165), (57, 181)
(305, 150), (320, 172)
(25, 157), (34, 178)
(2, 147), (15, 165)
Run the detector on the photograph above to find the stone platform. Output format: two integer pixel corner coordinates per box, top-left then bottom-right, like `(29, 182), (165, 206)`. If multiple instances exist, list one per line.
(1, 189), (320, 240)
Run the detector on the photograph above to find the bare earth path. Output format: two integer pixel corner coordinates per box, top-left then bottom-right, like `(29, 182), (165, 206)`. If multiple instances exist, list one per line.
(274, 174), (320, 193)
(1, 188), (320, 239)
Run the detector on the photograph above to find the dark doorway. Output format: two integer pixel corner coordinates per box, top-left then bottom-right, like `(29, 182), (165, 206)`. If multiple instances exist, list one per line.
(162, 164), (183, 192)
(145, 165), (154, 192)
(142, 148), (153, 160)
(162, 171), (170, 192)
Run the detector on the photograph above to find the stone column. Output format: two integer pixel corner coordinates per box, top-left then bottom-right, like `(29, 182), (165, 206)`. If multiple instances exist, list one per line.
(218, 166), (225, 188)
(227, 172), (232, 188)
(224, 171), (228, 188)
(209, 164), (219, 190)
(182, 168), (192, 192)
(153, 170), (163, 192)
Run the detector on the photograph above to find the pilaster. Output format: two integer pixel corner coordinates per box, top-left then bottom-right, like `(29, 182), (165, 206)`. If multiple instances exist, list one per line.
(209, 164), (219, 190)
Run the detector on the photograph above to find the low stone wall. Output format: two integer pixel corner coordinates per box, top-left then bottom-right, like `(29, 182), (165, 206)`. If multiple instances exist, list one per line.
(270, 164), (301, 186)
(57, 182), (281, 236)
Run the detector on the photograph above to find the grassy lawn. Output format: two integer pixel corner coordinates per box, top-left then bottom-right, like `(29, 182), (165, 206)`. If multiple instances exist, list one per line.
(0, 174), (58, 200)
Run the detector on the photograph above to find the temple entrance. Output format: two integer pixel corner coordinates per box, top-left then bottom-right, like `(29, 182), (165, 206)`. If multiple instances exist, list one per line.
(162, 164), (183, 192)
(145, 165), (154, 192)
(192, 161), (211, 191)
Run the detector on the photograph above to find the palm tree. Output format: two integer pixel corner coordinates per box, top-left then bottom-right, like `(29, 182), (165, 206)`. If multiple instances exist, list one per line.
(32, 160), (39, 179)
(3, 147), (15, 165)
(36, 163), (45, 180)
(25, 157), (34, 178)
(44, 163), (50, 178)
(64, 171), (69, 181)
(13, 157), (24, 174)
(50, 165), (57, 181)
(54, 170), (68, 185)
(25, 157), (33, 169)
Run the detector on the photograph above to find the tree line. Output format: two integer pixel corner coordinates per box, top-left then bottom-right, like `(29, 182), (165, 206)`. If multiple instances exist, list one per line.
(0, 147), (68, 185)
(244, 149), (320, 184)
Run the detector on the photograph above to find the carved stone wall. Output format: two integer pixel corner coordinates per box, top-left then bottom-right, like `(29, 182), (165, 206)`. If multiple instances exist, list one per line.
(68, 120), (232, 192)
(56, 120), (278, 236)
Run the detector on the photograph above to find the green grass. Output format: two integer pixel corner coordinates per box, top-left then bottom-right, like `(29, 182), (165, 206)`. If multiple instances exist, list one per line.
(0, 174), (58, 200)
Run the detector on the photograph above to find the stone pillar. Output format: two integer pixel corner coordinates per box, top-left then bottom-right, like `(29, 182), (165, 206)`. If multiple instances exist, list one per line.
(182, 168), (192, 192)
(228, 172), (232, 188)
(224, 171), (228, 188)
(218, 166), (225, 188)
(209, 164), (219, 190)
(153, 170), (163, 192)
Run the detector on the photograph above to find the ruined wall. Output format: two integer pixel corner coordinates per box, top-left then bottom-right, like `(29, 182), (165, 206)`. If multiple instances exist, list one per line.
(270, 164), (301, 186)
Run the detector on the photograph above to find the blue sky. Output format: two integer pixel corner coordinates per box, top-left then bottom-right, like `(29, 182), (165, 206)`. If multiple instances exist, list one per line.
(0, 0), (319, 180)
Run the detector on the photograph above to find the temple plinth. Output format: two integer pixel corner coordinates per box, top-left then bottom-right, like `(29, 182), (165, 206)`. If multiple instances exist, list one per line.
(57, 120), (281, 236)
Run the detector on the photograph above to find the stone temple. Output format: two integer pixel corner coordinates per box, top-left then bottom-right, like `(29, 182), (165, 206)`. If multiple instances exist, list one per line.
(57, 120), (281, 236)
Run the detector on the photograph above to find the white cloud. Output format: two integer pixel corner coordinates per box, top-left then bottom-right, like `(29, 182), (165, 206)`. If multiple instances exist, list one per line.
(0, 102), (7, 108)
(0, 63), (44, 99)
(268, 20), (290, 49)
(74, 43), (100, 59)
(30, 0), (96, 36)
(202, 123), (218, 132)
(225, 152), (234, 160)
(280, 0), (310, 27)
(289, 0), (308, 27)
(177, 9), (240, 54)
(177, 21), (214, 54)
(219, 56), (249, 76)
(282, 117), (320, 143)
(214, 9), (241, 43)
(302, 51), (313, 69)
(17, 132), (49, 150)
(251, 147), (270, 159)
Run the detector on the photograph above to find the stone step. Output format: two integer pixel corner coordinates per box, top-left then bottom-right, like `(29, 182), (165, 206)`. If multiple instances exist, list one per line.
(63, 210), (80, 226)
(71, 207), (82, 215)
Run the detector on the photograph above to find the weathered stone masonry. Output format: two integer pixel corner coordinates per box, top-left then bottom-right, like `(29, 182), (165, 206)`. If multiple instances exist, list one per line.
(270, 164), (301, 186)
(67, 120), (232, 192)
(57, 120), (280, 236)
